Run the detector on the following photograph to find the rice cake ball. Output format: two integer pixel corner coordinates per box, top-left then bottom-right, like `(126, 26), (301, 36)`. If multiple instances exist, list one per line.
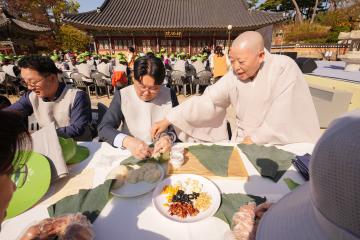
(144, 168), (161, 183)
(126, 168), (146, 184)
(107, 165), (128, 189)
(126, 169), (140, 184)
(141, 162), (157, 171)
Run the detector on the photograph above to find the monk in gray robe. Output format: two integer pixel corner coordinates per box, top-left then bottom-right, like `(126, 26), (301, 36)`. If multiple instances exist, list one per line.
(151, 31), (320, 145)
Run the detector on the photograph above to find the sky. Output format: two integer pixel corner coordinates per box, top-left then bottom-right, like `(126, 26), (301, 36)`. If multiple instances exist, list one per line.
(77, 0), (105, 12)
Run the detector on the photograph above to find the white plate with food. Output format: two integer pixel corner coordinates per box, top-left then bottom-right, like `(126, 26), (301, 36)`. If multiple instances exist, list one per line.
(108, 162), (165, 198)
(152, 174), (221, 223)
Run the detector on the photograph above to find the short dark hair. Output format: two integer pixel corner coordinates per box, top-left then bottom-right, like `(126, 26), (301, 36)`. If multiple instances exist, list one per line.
(0, 110), (32, 175)
(133, 56), (165, 85)
(128, 47), (135, 53)
(215, 46), (224, 57)
(18, 55), (62, 77)
(146, 52), (155, 58)
(100, 58), (109, 64)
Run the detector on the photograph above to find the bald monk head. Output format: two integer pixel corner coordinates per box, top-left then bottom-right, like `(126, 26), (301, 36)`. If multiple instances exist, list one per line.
(229, 31), (265, 81)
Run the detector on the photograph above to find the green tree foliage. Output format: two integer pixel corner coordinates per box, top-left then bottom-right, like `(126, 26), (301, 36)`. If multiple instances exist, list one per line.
(247, 0), (259, 9)
(259, 0), (326, 22)
(326, 25), (351, 42)
(259, 0), (323, 13)
(57, 24), (90, 52)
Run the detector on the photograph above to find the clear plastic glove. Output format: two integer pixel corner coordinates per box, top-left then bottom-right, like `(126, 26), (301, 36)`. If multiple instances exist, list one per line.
(19, 218), (61, 240)
(232, 203), (256, 240)
(150, 119), (170, 140)
(153, 135), (172, 156)
(123, 136), (152, 160)
(62, 213), (95, 240)
(232, 202), (273, 240)
(254, 202), (273, 219)
(18, 213), (94, 240)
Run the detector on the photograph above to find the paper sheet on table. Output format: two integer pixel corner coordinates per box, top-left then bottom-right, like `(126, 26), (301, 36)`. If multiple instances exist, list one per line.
(31, 122), (68, 181)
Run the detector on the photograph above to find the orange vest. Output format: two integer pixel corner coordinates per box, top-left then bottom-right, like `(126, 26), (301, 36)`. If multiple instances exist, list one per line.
(213, 55), (228, 78)
(111, 70), (127, 87)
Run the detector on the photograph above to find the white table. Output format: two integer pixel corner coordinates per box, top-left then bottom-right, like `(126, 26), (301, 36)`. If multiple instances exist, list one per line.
(0, 142), (314, 240)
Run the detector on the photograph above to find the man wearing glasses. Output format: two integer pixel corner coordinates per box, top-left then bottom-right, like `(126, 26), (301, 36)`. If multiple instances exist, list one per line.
(5, 55), (92, 141)
(98, 56), (178, 160)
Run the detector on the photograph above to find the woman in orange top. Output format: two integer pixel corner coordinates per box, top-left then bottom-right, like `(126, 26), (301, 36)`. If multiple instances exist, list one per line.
(127, 47), (136, 70)
(212, 46), (229, 82)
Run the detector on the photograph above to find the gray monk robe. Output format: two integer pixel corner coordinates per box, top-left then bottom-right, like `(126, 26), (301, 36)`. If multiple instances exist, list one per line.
(166, 50), (320, 145)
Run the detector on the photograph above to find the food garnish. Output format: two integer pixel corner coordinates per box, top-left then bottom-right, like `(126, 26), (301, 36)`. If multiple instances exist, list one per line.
(161, 178), (212, 218)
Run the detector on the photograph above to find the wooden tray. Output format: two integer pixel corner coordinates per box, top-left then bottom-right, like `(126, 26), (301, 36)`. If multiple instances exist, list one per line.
(167, 147), (248, 181)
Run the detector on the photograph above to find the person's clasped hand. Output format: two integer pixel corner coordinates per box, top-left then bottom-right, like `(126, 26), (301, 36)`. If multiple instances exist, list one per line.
(232, 202), (273, 240)
(123, 136), (152, 160)
(150, 119), (171, 140)
(19, 213), (94, 240)
(153, 135), (172, 156)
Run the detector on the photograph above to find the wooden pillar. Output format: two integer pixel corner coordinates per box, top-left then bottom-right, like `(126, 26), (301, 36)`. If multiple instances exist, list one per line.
(108, 36), (113, 54)
(93, 39), (97, 54)
(212, 33), (215, 50)
(156, 37), (159, 52)
(188, 37), (191, 55)
(10, 41), (16, 55)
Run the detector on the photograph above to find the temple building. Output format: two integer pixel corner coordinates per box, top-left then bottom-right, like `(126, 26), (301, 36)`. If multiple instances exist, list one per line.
(0, 4), (51, 54)
(64, 0), (285, 54)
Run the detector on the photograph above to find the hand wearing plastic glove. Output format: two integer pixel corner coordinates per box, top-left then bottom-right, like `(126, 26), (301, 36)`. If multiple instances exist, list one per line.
(123, 136), (152, 160)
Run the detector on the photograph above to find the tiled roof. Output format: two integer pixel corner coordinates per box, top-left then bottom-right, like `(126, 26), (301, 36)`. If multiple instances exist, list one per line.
(11, 19), (51, 32)
(64, 0), (285, 31)
(0, 7), (51, 32)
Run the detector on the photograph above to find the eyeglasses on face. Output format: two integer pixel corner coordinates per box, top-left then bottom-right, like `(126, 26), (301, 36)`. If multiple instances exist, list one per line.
(10, 164), (28, 189)
(22, 73), (52, 88)
(22, 78), (45, 88)
(135, 81), (161, 93)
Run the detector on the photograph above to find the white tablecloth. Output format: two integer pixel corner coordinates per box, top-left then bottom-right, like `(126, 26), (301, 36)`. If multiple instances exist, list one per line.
(0, 142), (314, 240)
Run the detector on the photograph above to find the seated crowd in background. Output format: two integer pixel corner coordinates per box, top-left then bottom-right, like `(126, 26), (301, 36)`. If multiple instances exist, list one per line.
(1, 44), (228, 98)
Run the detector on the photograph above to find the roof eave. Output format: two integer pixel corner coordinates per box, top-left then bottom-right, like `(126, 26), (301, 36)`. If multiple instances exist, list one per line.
(63, 21), (285, 33)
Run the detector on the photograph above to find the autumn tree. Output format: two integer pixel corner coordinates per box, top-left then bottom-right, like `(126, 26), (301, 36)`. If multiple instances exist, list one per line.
(1, 0), (79, 29)
(58, 24), (90, 51)
(0, 0), (81, 50)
